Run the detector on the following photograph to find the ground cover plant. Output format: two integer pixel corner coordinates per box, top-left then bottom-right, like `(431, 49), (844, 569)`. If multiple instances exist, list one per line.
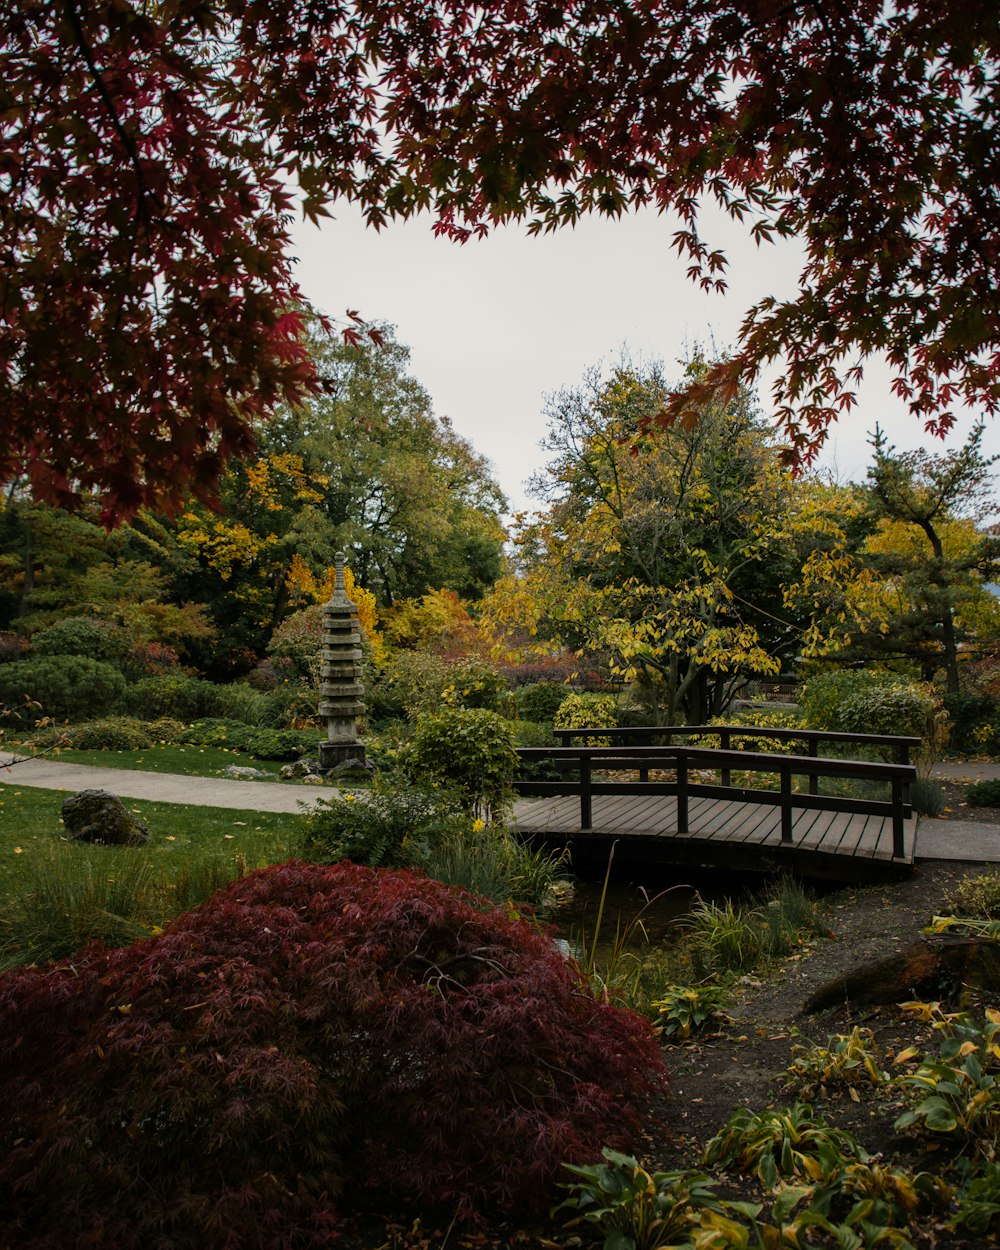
(0, 783), (303, 968)
(0, 860), (669, 1249)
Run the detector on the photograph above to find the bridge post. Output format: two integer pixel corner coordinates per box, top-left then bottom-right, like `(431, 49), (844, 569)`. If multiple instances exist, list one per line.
(676, 752), (688, 833)
(780, 768), (793, 843)
(720, 730), (731, 787)
(891, 777), (904, 857)
(807, 734), (819, 796)
(579, 753), (592, 830)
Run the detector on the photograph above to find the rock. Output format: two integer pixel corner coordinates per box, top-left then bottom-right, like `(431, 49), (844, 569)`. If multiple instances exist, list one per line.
(327, 757), (374, 779)
(804, 934), (1000, 1013)
(62, 790), (151, 846)
(301, 774), (326, 785)
(278, 758), (321, 779)
(223, 765), (272, 780)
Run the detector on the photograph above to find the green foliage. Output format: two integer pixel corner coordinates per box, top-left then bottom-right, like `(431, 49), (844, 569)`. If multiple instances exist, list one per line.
(30, 615), (128, 664)
(376, 648), (450, 719)
(0, 847), (158, 970)
(440, 657), (508, 711)
(942, 870), (1000, 919)
(210, 680), (304, 727)
(179, 719), (316, 761)
(966, 778), (1000, 808)
(557, 1150), (758, 1250)
(516, 680), (570, 723)
(124, 674), (221, 722)
(0, 843), (259, 972)
(145, 717), (187, 743)
(704, 1104), (868, 1190)
(418, 822), (568, 908)
(653, 984), (731, 1042)
(953, 1162), (1000, 1235)
(407, 706), (518, 821)
(893, 1004), (1000, 1159)
(508, 718), (557, 747)
(687, 897), (765, 975)
(0, 655), (126, 722)
(783, 1028), (889, 1101)
(266, 603), (323, 685)
(687, 878), (823, 977)
(944, 690), (1000, 753)
(554, 692), (619, 745)
(800, 669), (934, 739)
(301, 777), (469, 869)
(68, 717), (153, 751)
(909, 778), (946, 816)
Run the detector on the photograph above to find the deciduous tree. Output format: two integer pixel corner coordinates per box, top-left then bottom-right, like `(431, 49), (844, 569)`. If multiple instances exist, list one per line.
(485, 360), (799, 722)
(5, 1), (999, 518)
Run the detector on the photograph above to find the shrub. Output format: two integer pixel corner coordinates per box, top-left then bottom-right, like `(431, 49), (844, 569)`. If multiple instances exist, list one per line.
(0, 633), (31, 664)
(966, 779), (1000, 808)
(302, 778), (469, 868)
(145, 716), (187, 743)
(508, 718), (558, 747)
(942, 870), (1000, 919)
(554, 692), (619, 745)
(440, 658), (508, 711)
(0, 862), (668, 1244)
(68, 717), (153, 751)
(30, 616), (128, 664)
(0, 655), (126, 722)
(515, 680), (570, 723)
(944, 691), (1000, 753)
(407, 706), (518, 821)
(125, 674), (220, 721)
(800, 669), (934, 739)
(178, 719), (316, 760)
(418, 822), (568, 908)
(378, 649), (450, 719)
(910, 778), (946, 817)
(267, 604), (324, 685)
(120, 641), (182, 680)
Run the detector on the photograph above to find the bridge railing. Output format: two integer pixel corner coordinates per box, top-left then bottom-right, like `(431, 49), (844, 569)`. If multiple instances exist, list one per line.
(515, 741), (917, 859)
(552, 724), (920, 778)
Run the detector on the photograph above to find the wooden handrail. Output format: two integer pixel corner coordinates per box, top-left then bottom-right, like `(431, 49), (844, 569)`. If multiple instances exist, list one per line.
(516, 741), (916, 859)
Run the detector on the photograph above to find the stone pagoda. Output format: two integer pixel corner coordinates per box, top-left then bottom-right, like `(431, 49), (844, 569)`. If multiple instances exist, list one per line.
(317, 552), (366, 772)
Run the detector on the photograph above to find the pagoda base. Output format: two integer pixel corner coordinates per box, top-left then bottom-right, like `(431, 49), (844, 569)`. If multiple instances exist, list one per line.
(318, 740), (368, 773)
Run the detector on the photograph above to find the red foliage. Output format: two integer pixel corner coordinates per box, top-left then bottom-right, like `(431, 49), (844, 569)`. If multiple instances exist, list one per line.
(3, 2), (999, 518)
(0, 862), (667, 1248)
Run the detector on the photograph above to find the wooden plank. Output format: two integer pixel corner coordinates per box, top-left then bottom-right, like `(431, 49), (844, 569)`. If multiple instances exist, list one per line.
(709, 800), (781, 843)
(510, 791), (916, 877)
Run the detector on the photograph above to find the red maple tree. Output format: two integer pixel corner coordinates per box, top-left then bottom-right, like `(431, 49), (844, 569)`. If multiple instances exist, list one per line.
(4, 1), (998, 518)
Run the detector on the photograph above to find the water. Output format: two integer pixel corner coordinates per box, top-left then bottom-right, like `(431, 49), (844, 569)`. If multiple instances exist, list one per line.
(546, 862), (754, 963)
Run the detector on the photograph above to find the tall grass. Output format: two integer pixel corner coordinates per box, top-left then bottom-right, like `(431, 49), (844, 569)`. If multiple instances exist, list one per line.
(570, 844), (689, 1015)
(0, 844), (265, 971)
(419, 823), (568, 908)
(688, 875), (825, 977)
(0, 783), (305, 970)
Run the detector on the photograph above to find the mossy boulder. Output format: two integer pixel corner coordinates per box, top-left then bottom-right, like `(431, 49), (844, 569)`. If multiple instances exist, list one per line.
(61, 790), (151, 846)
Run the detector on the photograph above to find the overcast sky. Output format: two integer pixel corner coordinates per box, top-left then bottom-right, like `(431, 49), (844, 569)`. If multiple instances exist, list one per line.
(290, 201), (998, 521)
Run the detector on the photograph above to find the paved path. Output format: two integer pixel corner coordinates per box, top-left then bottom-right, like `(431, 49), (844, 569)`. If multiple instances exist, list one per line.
(0, 752), (332, 813)
(3, 750), (1000, 864)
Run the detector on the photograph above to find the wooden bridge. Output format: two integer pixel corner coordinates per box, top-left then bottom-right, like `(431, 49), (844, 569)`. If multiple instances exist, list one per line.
(512, 725), (920, 882)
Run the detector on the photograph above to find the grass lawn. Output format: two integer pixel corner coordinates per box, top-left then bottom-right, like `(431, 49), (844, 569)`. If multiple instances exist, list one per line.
(0, 783), (308, 968)
(1, 742), (300, 779)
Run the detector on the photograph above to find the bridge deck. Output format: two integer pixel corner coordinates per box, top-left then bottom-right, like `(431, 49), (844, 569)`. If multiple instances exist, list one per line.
(512, 792), (917, 880)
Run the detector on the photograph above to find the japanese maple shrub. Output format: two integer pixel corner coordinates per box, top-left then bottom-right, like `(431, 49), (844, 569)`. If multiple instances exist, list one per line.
(0, 861), (667, 1249)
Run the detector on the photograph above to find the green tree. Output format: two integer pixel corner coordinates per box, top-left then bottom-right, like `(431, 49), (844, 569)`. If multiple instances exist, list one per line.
(258, 326), (506, 604)
(861, 424), (1000, 693)
(485, 359), (800, 723)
